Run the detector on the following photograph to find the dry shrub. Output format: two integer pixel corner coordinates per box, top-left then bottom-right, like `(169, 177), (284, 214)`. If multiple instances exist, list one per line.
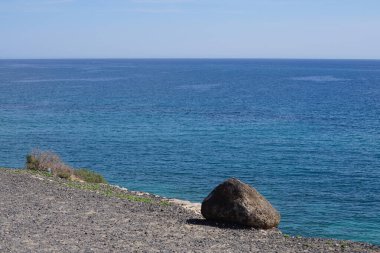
(26, 149), (73, 177)
(25, 149), (107, 183)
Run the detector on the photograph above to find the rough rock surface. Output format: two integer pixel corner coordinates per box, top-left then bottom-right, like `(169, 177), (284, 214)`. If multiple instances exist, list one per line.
(201, 178), (280, 229)
(0, 169), (379, 253)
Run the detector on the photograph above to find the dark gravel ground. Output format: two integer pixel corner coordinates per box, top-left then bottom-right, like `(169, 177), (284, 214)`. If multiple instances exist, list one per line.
(0, 169), (379, 253)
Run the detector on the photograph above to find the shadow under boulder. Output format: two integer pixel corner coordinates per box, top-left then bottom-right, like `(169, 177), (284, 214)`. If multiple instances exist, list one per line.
(186, 218), (253, 230)
(201, 178), (280, 229)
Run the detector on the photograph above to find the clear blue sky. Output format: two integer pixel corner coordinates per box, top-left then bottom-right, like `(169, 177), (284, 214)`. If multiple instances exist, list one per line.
(1, 0), (379, 59)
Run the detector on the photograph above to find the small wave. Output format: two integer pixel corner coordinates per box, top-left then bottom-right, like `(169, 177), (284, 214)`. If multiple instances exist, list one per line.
(14, 77), (124, 83)
(177, 83), (221, 91)
(290, 76), (348, 82)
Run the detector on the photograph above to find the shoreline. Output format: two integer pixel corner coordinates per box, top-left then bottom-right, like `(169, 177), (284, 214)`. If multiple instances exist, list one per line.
(1, 168), (379, 252)
(2, 167), (204, 214)
(111, 184), (202, 215)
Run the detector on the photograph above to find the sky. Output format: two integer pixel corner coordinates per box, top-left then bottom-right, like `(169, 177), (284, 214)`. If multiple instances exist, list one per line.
(0, 0), (380, 59)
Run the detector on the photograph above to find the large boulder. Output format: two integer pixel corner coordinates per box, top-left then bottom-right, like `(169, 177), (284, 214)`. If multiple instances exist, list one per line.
(201, 178), (280, 229)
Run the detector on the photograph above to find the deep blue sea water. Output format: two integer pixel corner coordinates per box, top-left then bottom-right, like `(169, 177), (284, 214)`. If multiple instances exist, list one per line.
(0, 59), (379, 245)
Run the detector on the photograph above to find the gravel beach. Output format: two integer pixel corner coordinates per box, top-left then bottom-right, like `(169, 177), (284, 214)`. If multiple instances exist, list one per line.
(0, 169), (379, 253)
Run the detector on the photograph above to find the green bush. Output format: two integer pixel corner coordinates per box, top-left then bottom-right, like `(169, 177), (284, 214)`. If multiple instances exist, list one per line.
(74, 169), (107, 184)
(56, 170), (71, 179)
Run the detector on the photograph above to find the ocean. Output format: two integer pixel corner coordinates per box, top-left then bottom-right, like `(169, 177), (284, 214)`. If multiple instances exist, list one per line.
(0, 59), (379, 244)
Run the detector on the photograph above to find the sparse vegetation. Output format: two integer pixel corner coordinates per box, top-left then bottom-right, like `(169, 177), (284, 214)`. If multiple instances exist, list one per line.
(341, 242), (348, 249)
(74, 168), (107, 184)
(56, 170), (72, 179)
(6, 168), (53, 177)
(159, 200), (171, 206)
(63, 181), (161, 204)
(3, 150), (169, 206)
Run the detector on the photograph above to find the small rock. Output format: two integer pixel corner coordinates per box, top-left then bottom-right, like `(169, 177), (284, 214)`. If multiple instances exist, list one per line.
(201, 178), (280, 229)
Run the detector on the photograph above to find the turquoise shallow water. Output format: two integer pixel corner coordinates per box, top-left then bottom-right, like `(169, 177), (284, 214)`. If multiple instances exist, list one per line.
(0, 59), (379, 244)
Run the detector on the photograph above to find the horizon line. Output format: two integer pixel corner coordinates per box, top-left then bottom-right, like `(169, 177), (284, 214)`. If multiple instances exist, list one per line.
(1, 57), (380, 61)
